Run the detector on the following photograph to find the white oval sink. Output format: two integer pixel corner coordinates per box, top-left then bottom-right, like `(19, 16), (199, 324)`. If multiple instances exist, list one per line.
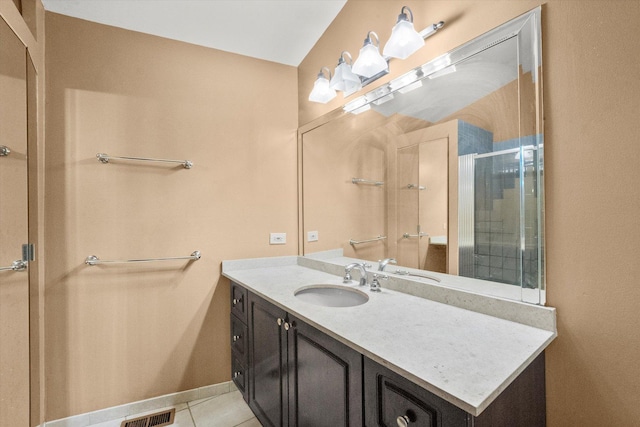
(294, 285), (369, 307)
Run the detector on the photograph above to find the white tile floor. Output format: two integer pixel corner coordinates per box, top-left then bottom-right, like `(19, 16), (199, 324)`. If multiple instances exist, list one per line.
(88, 391), (261, 427)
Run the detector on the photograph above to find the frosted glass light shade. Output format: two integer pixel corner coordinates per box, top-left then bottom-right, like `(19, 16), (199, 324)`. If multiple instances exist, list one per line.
(383, 19), (424, 59)
(308, 75), (337, 104)
(330, 62), (362, 96)
(352, 43), (388, 78)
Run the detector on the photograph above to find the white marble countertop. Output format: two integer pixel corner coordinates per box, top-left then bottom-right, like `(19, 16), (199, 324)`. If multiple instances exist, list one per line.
(222, 255), (556, 416)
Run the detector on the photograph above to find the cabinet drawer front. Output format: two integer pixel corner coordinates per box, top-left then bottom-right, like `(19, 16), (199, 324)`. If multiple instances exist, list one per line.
(230, 314), (248, 362)
(364, 357), (468, 427)
(379, 379), (436, 426)
(231, 354), (248, 401)
(231, 282), (248, 323)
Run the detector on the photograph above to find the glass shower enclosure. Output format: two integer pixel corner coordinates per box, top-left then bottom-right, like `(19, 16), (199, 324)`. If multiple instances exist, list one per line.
(459, 144), (544, 301)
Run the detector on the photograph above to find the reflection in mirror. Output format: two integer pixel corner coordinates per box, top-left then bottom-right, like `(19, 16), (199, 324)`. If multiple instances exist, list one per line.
(300, 8), (544, 304)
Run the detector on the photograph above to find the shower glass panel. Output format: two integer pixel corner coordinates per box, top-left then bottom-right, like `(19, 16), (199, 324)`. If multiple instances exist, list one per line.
(473, 150), (522, 286)
(460, 146), (541, 292)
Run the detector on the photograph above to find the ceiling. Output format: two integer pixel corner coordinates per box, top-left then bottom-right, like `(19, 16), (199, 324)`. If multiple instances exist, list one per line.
(41, 0), (347, 67)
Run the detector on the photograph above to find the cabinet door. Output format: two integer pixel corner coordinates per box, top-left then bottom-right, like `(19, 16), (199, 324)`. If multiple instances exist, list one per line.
(287, 315), (363, 427)
(364, 357), (469, 427)
(248, 292), (288, 427)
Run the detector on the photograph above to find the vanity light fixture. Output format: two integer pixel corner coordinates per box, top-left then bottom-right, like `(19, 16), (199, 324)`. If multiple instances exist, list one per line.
(308, 67), (337, 104)
(330, 51), (362, 97)
(383, 6), (425, 59)
(352, 31), (388, 79)
(309, 7), (444, 104)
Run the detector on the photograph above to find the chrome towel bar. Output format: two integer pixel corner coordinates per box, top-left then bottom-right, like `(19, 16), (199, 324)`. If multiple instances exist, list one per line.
(352, 177), (384, 186)
(402, 232), (429, 239)
(0, 260), (27, 272)
(349, 235), (387, 245)
(97, 153), (193, 169)
(85, 251), (201, 266)
(0, 146), (10, 156)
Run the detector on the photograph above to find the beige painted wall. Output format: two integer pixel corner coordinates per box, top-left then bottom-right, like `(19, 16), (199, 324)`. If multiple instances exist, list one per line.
(45, 12), (298, 420)
(300, 0), (640, 425)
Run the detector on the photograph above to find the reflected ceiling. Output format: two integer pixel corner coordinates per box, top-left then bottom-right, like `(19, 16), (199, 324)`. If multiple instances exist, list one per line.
(372, 39), (517, 122)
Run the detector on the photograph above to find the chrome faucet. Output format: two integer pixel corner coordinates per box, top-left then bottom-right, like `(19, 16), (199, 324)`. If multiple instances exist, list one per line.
(378, 258), (397, 271)
(344, 262), (368, 287)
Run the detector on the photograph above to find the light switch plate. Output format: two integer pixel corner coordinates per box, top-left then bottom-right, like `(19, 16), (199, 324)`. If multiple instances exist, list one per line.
(307, 231), (319, 242)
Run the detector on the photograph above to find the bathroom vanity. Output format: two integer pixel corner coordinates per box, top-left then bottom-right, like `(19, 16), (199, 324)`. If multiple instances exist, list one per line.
(223, 255), (556, 426)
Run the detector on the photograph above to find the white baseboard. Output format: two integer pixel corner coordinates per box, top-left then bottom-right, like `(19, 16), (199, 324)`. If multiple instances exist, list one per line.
(45, 381), (236, 427)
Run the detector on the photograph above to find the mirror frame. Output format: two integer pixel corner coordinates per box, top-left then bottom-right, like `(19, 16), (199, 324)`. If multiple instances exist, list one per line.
(298, 7), (544, 304)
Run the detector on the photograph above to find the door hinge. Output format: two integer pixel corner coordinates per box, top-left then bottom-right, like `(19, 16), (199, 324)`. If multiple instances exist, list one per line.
(22, 243), (35, 262)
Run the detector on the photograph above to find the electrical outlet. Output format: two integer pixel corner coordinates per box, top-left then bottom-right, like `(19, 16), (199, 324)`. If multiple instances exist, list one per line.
(270, 232), (286, 245)
(307, 231), (319, 242)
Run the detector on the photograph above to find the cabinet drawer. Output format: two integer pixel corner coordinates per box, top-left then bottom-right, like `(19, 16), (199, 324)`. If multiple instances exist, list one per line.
(230, 314), (248, 362)
(364, 357), (468, 427)
(230, 282), (248, 323)
(232, 354), (248, 402)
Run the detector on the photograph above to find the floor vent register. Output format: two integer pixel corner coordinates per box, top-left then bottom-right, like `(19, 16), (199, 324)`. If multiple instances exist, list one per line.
(120, 408), (176, 427)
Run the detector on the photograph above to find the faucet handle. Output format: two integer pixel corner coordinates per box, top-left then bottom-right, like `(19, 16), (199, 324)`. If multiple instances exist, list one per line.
(370, 273), (388, 292)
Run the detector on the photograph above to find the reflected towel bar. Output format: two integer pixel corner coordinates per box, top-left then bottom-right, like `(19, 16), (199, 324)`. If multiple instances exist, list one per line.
(0, 146), (10, 156)
(349, 235), (387, 245)
(352, 178), (384, 186)
(97, 153), (193, 169)
(85, 251), (201, 266)
(406, 184), (426, 190)
(393, 269), (441, 282)
(402, 232), (429, 239)
(0, 260), (27, 272)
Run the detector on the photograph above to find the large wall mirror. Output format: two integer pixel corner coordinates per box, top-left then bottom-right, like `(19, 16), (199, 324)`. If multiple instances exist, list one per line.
(300, 8), (544, 304)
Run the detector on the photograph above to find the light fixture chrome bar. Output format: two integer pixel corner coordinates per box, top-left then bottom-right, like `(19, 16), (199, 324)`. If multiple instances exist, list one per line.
(352, 177), (384, 186)
(85, 251), (201, 266)
(418, 21), (445, 39)
(96, 153), (193, 169)
(0, 260), (27, 272)
(349, 235), (387, 245)
(0, 146), (10, 156)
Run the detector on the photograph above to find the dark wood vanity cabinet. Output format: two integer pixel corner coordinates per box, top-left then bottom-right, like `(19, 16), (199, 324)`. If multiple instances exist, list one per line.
(246, 289), (363, 427)
(230, 282), (249, 400)
(230, 282), (545, 427)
